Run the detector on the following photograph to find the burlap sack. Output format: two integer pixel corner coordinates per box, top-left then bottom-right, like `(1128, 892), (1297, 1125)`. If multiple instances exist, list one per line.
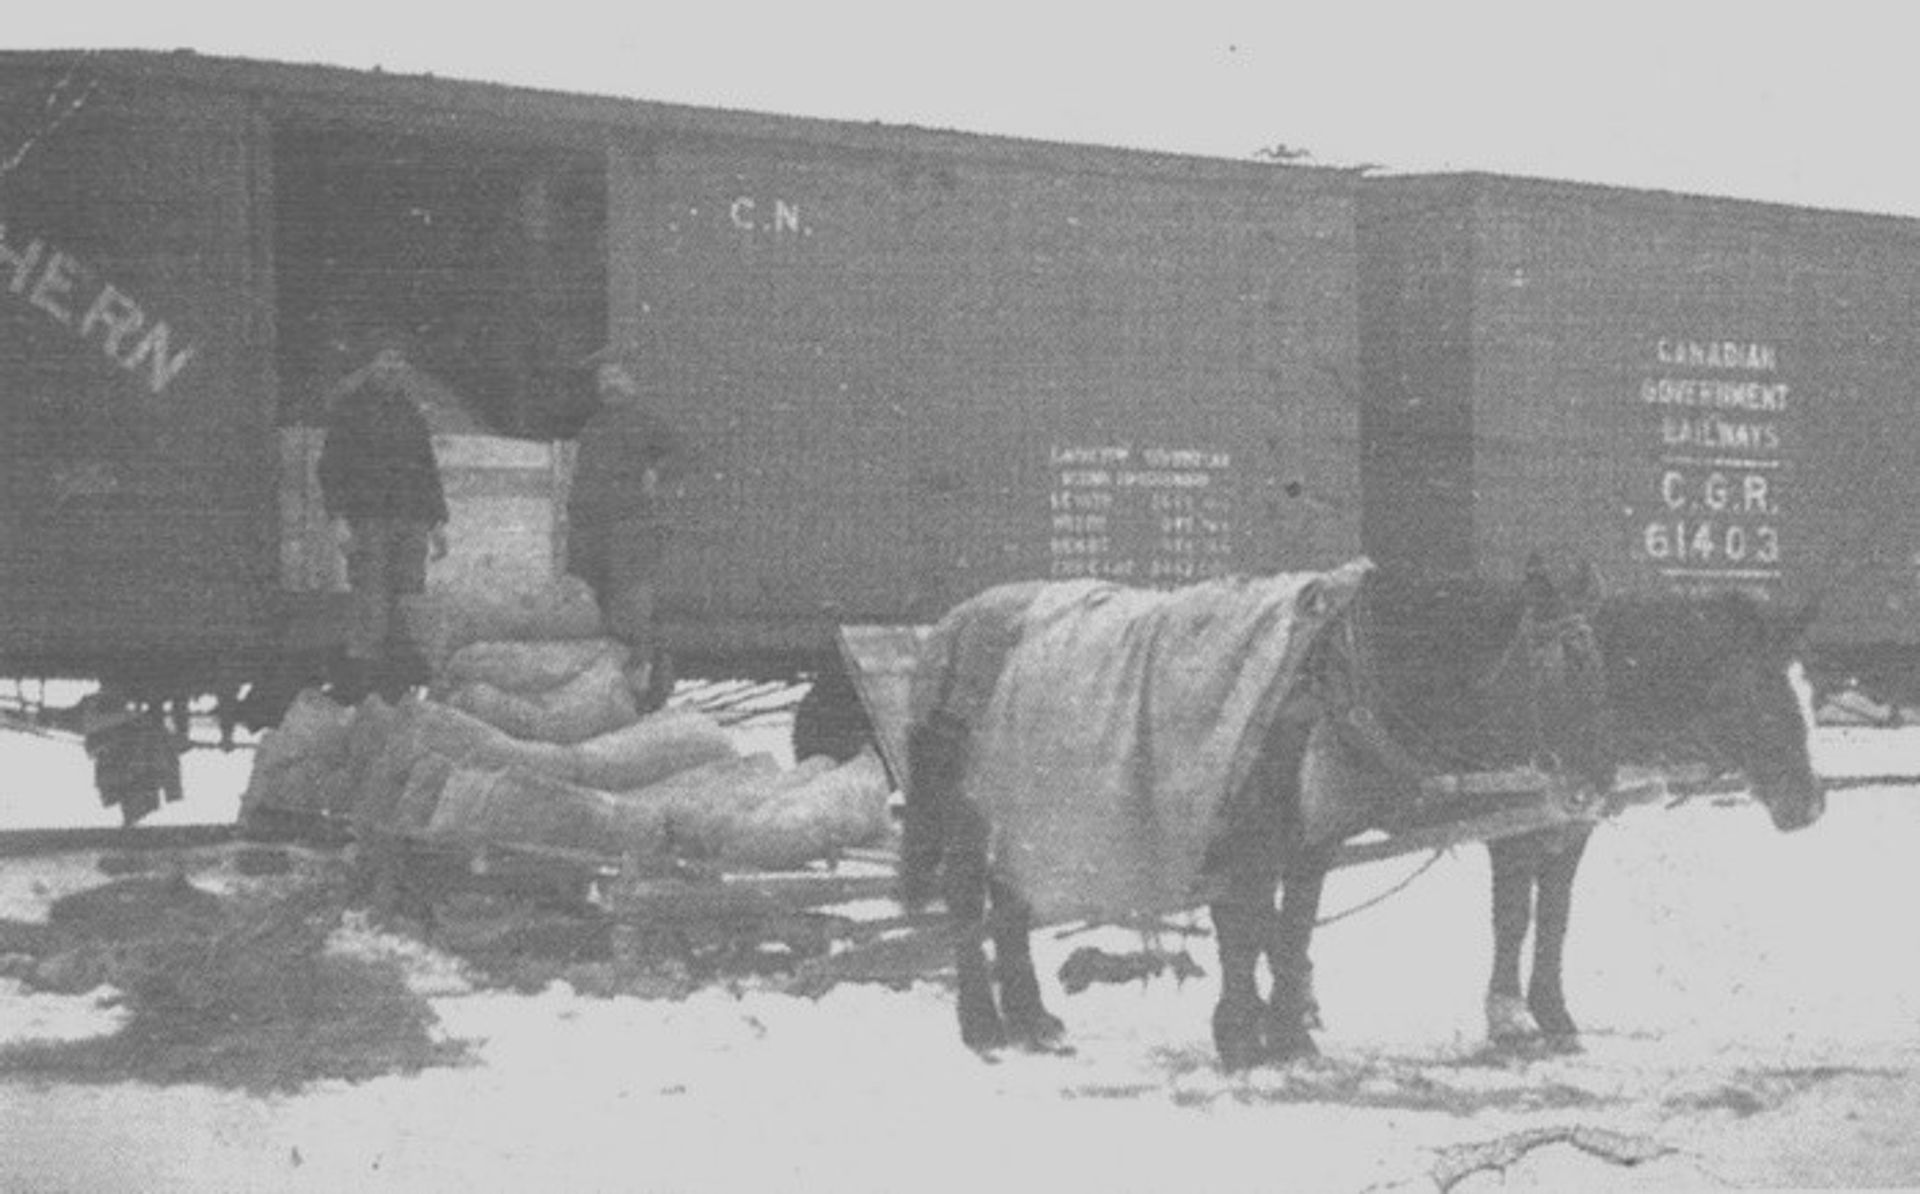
(444, 654), (640, 745)
(603, 792), (672, 862)
(423, 764), (617, 854)
(414, 575), (605, 670)
(407, 697), (577, 778)
(240, 689), (352, 818)
(569, 708), (738, 791)
(440, 638), (630, 694)
(250, 756), (351, 818)
(350, 697), (431, 831)
(336, 695), (402, 817)
(720, 749), (893, 870)
(650, 754), (818, 858)
(421, 762), (500, 842)
(600, 756), (759, 862)
(391, 750), (458, 834)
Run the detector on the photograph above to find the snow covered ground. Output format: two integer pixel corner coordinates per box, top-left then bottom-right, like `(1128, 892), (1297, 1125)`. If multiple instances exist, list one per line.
(0, 714), (1916, 1191)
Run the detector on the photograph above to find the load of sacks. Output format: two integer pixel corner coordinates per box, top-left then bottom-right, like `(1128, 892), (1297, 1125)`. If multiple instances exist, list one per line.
(239, 578), (894, 871)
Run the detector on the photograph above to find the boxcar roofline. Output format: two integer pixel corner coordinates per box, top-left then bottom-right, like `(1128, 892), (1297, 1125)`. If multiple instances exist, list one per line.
(0, 49), (1348, 190)
(1365, 169), (1920, 238)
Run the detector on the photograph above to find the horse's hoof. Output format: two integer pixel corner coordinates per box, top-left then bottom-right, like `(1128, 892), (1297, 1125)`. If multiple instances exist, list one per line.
(1213, 1004), (1265, 1071)
(1486, 992), (1541, 1043)
(1482, 1030), (1581, 1062)
(1216, 1043), (1262, 1073)
(1263, 1027), (1320, 1064)
(1264, 997), (1322, 1060)
(960, 1013), (1008, 1053)
(1214, 1028), (1261, 1072)
(1528, 1001), (1579, 1040)
(1010, 1010), (1067, 1049)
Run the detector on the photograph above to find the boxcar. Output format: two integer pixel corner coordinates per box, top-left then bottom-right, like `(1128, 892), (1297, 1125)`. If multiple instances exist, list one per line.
(1359, 173), (1920, 688)
(0, 51), (1362, 711)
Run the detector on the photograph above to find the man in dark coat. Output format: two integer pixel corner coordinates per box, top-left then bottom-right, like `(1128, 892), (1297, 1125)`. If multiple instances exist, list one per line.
(567, 346), (684, 710)
(318, 332), (450, 702)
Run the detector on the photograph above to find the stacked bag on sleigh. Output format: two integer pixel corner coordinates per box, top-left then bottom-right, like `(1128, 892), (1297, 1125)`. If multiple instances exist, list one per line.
(239, 578), (893, 871)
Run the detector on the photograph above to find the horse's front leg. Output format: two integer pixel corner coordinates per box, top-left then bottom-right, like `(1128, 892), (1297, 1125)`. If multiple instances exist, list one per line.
(942, 799), (1005, 1051)
(1526, 825), (1591, 1046)
(1264, 848), (1330, 1061)
(1209, 886), (1270, 1072)
(1485, 835), (1543, 1043)
(987, 877), (1065, 1048)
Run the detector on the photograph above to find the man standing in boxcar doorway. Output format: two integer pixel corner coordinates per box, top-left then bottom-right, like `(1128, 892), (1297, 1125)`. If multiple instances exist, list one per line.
(318, 330), (450, 703)
(567, 344), (685, 712)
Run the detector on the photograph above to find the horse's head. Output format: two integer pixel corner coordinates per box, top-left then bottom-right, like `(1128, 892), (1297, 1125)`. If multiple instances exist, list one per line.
(1509, 556), (1618, 799)
(1690, 593), (1825, 832)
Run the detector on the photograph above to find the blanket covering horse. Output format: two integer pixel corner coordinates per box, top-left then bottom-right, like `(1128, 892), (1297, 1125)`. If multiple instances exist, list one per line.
(910, 560), (1371, 924)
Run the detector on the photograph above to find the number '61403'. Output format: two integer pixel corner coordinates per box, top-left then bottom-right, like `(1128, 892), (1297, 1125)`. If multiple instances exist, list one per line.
(1642, 520), (1780, 564)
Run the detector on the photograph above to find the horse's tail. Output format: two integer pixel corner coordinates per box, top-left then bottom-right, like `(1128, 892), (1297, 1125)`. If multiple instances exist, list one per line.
(899, 714), (966, 911)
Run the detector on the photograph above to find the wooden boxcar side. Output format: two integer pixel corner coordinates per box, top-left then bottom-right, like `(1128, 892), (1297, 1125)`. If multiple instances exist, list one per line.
(608, 131), (1362, 660)
(0, 61), (280, 683)
(1360, 173), (1920, 658)
(0, 51), (1364, 692)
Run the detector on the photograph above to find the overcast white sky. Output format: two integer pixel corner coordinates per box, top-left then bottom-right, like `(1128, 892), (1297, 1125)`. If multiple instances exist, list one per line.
(10, 1), (1920, 217)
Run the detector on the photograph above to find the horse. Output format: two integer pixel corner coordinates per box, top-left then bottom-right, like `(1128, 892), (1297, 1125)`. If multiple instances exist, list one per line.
(1481, 586), (1825, 1049)
(899, 557), (1618, 1069)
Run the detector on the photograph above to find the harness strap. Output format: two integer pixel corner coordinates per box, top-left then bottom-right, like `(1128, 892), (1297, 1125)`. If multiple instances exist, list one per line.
(1305, 601), (1443, 799)
(1305, 591), (1593, 812)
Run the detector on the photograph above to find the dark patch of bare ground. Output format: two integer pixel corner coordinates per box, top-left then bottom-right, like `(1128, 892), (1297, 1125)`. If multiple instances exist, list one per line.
(1110, 1041), (1901, 1119)
(0, 865), (468, 1094)
(0, 849), (844, 1093)
(1123, 1049), (1611, 1115)
(1663, 1065), (1902, 1118)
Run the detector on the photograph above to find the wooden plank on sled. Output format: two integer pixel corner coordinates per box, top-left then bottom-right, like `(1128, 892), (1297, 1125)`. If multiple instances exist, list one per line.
(1335, 767), (1715, 868)
(606, 872), (902, 921)
(0, 703), (82, 744)
(470, 838), (622, 877)
(788, 921), (955, 995)
(608, 877), (798, 922)
(0, 822), (237, 858)
(1341, 704), (1563, 806)
(367, 830), (617, 897)
(718, 871), (902, 908)
(1335, 802), (1585, 868)
(1417, 766), (1556, 800)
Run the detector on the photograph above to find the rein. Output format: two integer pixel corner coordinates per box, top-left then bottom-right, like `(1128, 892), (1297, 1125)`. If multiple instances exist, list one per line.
(1314, 847), (1450, 927)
